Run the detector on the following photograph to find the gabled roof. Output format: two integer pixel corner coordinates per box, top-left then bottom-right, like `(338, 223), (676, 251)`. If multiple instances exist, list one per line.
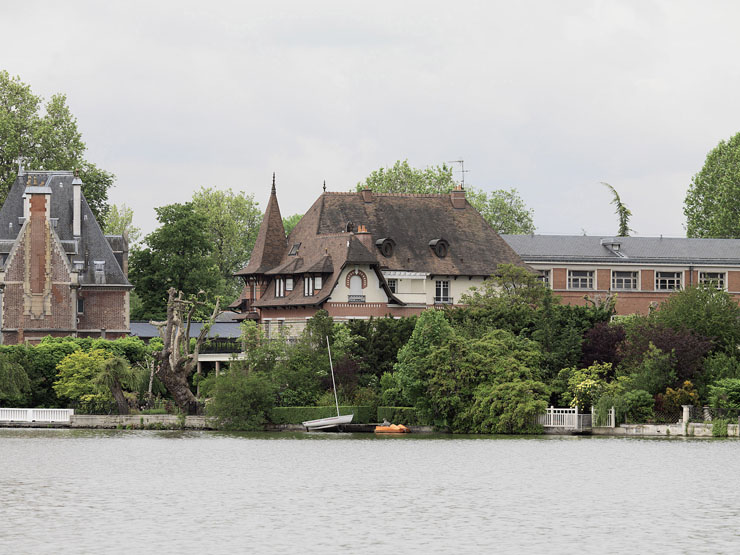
(236, 175), (286, 275)
(0, 171), (129, 286)
(236, 187), (527, 310)
(501, 234), (740, 265)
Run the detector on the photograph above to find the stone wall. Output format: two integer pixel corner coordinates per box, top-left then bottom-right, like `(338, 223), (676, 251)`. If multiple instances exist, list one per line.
(70, 414), (215, 429)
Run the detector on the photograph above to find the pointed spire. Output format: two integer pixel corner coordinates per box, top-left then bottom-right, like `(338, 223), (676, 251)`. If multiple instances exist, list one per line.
(323, 180), (326, 193)
(272, 172), (276, 195)
(236, 177), (286, 275)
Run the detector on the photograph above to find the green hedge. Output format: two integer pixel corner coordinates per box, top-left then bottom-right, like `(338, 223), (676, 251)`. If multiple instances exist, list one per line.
(377, 406), (428, 426)
(270, 405), (375, 424)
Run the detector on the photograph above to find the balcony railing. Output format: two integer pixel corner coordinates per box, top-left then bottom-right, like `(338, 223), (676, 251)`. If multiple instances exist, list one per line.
(348, 295), (366, 303)
(434, 296), (453, 304)
(201, 339), (243, 354)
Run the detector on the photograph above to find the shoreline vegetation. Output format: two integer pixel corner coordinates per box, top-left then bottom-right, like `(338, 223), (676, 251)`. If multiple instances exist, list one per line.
(3, 266), (740, 436)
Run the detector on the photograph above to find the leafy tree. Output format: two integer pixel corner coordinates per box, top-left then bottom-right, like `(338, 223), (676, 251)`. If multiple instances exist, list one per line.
(206, 369), (276, 430)
(93, 356), (137, 415)
(580, 322), (626, 368)
(345, 316), (417, 378)
(129, 202), (222, 320)
(0, 353), (30, 406)
(104, 204), (141, 245)
(356, 160), (535, 233)
(191, 187), (262, 301)
(283, 213), (302, 236)
(651, 285), (740, 354)
(601, 182), (632, 236)
(53, 349), (115, 413)
(708, 378), (740, 411)
(466, 188), (535, 234)
(684, 131), (740, 238)
(0, 70), (114, 220)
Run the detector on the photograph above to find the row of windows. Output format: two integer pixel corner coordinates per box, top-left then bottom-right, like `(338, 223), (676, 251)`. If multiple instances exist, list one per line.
(538, 270), (727, 291)
(275, 275), (323, 298)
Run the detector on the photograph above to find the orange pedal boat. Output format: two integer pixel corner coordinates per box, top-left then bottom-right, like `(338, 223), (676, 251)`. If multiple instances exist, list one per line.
(374, 423), (409, 433)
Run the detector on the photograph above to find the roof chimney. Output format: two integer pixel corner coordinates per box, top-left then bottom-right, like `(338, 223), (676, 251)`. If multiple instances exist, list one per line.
(361, 189), (373, 203)
(450, 184), (466, 209)
(72, 171), (82, 237)
(356, 224), (373, 250)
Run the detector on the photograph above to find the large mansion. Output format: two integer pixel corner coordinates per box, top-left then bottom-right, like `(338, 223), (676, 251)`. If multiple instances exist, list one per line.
(231, 179), (526, 336)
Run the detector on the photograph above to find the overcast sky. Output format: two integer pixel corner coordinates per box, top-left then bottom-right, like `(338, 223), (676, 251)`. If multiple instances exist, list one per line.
(4, 1), (740, 238)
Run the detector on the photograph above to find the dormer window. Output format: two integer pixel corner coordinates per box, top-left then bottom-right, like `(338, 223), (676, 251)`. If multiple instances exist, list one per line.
(376, 238), (395, 258)
(289, 243), (301, 256)
(73, 260), (84, 272)
(429, 238), (449, 258)
(94, 260), (106, 284)
(276, 277), (286, 297)
(345, 221), (354, 232)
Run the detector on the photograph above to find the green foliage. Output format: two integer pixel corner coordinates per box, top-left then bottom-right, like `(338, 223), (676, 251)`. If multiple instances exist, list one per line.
(191, 187), (262, 301)
(283, 213), (302, 236)
(651, 285), (740, 355)
(0, 353), (30, 406)
(660, 381), (700, 414)
(621, 390), (655, 423)
(129, 202), (223, 319)
(465, 188), (536, 234)
(469, 379), (548, 434)
(685, 131), (740, 238)
(623, 343), (676, 396)
(104, 204), (141, 245)
(601, 182), (632, 236)
(712, 418), (729, 437)
(376, 406), (427, 426)
(269, 405), (375, 424)
(53, 349), (115, 414)
(696, 353), (740, 401)
(708, 378), (740, 411)
(345, 316), (416, 378)
(356, 160), (535, 233)
(206, 370), (277, 430)
(379, 372), (408, 406)
(0, 71), (113, 219)
(563, 362), (612, 410)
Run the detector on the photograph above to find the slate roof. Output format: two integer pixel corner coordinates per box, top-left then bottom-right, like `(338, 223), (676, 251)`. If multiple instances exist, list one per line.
(236, 176), (286, 275)
(130, 321), (242, 340)
(235, 188), (527, 309)
(0, 171), (130, 286)
(501, 234), (740, 265)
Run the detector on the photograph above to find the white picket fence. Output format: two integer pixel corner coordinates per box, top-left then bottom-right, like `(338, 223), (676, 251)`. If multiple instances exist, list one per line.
(0, 408), (74, 423)
(538, 406), (616, 430)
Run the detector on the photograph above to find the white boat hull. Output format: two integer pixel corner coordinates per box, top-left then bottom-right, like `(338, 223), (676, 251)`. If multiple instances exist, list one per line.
(302, 414), (354, 430)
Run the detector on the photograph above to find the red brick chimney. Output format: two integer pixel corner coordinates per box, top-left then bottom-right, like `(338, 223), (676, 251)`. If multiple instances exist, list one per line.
(361, 189), (373, 203)
(356, 224), (373, 250)
(450, 184), (466, 209)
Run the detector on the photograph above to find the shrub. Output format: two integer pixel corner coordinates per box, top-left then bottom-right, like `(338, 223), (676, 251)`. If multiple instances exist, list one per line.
(563, 362), (612, 410)
(712, 418), (730, 438)
(624, 343), (676, 396)
(708, 378), (740, 411)
(468, 379), (548, 434)
(659, 381), (700, 413)
(621, 390), (655, 423)
(376, 406), (428, 426)
(206, 370), (276, 430)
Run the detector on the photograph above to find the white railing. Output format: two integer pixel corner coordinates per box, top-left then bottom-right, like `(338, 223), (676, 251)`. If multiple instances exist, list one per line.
(538, 406), (580, 429)
(0, 408), (74, 423)
(591, 406), (616, 428)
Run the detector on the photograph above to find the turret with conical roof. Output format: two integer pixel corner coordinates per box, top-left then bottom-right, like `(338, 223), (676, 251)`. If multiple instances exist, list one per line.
(236, 173), (287, 276)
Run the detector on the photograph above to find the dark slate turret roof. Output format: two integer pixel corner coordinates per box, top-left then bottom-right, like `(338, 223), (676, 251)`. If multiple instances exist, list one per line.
(236, 176), (286, 275)
(501, 234), (740, 265)
(0, 171), (130, 286)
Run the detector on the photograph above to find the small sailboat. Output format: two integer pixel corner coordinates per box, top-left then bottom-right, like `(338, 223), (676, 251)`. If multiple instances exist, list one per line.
(302, 336), (354, 431)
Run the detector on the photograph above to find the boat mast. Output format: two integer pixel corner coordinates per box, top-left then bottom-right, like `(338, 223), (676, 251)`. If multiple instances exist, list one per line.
(327, 336), (340, 418)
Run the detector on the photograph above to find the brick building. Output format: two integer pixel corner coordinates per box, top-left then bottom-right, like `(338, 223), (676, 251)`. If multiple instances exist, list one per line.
(0, 170), (131, 344)
(501, 234), (740, 314)
(231, 177), (526, 337)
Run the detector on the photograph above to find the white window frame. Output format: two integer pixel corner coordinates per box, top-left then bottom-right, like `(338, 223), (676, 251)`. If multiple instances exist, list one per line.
(275, 278), (285, 297)
(285, 277), (294, 291)
(568, 270), (594, 290)
(304, 276), (314, 297)
(435, 279), (451, 303)
(655, 271), (682, 291)
(537, 270), (550, 288)
(699, 271), (726, 290)
(612, 270), (638, 290)
(386, 278), (398, 293)
(314, 276), (322, 290)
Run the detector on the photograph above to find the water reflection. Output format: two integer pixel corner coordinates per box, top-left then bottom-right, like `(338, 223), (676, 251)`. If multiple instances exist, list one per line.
(1, 429), (739, 553)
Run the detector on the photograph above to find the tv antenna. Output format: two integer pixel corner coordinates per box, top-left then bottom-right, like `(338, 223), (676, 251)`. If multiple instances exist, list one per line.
(447, 159), (469, 189)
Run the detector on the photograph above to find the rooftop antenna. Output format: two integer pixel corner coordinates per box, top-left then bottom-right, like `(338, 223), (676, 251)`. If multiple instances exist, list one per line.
(323, 180), (326, 193)
(447, 159), (469, 189)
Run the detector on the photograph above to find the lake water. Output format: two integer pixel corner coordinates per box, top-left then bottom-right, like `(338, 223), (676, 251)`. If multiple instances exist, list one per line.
(1, 429), (739, 554)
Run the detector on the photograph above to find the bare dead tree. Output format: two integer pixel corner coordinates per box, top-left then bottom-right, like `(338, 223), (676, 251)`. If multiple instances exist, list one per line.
(151, 288), (220, 415)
